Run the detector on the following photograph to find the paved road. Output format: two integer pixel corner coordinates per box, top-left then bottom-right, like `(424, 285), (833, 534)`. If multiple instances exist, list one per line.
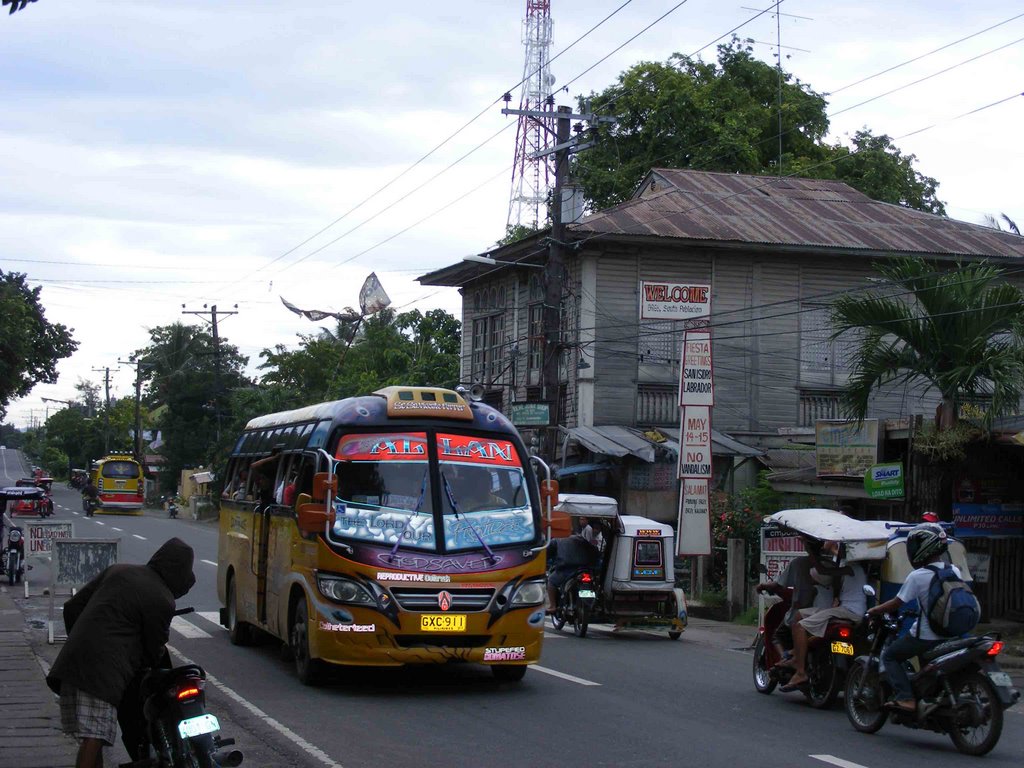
(4, 449), (1022, 768)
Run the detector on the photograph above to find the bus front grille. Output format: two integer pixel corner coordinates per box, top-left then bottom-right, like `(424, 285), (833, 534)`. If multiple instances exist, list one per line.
(389, 588), (495, 612)
(395, 635), (491, 648)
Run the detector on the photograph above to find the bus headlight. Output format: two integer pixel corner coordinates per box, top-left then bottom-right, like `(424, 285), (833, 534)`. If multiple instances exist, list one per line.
(510, 579), (546, 607)
(316, 575), (375, 605)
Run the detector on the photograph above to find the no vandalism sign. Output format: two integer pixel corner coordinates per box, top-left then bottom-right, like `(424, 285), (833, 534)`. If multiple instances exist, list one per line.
(28, 521), (74, 556)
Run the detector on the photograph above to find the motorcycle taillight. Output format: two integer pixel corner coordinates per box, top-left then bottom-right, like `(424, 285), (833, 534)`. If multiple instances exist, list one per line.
(986, 641), (1004, 657)
(176, 682), (203, 701)
(580, 572), (593, 583)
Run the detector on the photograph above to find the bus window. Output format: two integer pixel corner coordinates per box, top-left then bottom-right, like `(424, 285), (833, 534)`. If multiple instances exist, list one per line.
(102, 461), (140, 479)
(436, 433), (534, 552)
(308, 420), (331, 450)
(296, 422), (315, 447)
(330, 433), (435, 551)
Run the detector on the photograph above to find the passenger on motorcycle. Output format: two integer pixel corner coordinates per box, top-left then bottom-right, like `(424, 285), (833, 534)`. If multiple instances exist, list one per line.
(46, 538), (196, 768)
(546, 533), (600, 613)
(784, 541), (868, 690)
(867, 523), (957, 714)
(756, 539), (833, 662)
(81, 480), (99, 510)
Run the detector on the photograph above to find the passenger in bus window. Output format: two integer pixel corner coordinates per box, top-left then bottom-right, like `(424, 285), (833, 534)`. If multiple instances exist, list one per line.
(282, 469), (300, 507)
(250, 453), (280, 505)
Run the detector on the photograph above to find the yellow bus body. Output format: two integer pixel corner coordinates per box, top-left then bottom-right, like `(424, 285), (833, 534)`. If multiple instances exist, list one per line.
(90, 453), (145, 514)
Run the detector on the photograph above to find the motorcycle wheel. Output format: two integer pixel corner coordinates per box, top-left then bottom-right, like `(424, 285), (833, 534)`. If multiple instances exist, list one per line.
(948, 672), (1004, 756)
(291, 598), (326, 686)
(6, 553), (15, 586)
(551, 588), (567, 631)
(752, 636), (777, 694)
(805, 647), (841, 709)
(185, 733), (216, 768)
(844, 661), (887, 733)
(573, 600), (590, 638)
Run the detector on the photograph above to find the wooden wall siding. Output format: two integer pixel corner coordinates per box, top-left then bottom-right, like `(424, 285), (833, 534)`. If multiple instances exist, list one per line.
(754, 259), (801, 427)
(709, 253), (755, 433)
(593, 251), (640, 426)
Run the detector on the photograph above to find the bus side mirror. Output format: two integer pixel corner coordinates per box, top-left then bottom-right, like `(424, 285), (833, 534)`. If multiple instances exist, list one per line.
(540, 479), (559, 521)
(312, 472), (337, 502)
(296, 502), (330, 535)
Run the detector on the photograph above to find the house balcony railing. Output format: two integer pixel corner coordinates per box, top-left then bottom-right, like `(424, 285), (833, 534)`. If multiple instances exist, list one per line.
(799, 388), (841, 426)
(636, 384), (678, 426)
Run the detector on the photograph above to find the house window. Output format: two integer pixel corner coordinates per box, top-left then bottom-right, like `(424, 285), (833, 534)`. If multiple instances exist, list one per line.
(527, 303), (544, 382)
(800, 304), (859, 383)
(472, 314), (506, 384)
(639, 321), (679, 364)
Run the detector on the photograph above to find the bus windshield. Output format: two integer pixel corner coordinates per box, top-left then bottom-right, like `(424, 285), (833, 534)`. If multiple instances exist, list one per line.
(101, 461), (139, 479)
(328, 431), (535, 553)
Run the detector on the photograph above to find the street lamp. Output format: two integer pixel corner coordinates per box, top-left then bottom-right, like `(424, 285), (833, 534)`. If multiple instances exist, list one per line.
(461, 255), (543, 269)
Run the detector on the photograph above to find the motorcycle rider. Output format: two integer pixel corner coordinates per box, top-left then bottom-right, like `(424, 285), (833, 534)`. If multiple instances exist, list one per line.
(546, 533), (600, 614)
(867, 523), (958, 714)
(81, 479), (99, 516)
(756, 538), (833, 662)
(46, 538), (196, 768)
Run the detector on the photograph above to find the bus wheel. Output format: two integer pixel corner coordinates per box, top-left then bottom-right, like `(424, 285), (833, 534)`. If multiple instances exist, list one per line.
(491, 665), (527, 683)
(292, 599), (325, 686)
(226, 576), (254, 647)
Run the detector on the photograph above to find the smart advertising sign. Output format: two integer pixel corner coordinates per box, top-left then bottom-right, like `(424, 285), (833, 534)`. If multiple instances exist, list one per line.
(864, 462), (904, 500)
(640, 281), (711, 321)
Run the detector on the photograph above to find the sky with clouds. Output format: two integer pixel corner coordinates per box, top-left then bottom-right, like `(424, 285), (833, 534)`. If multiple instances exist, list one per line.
(3, 0), (1022, 427)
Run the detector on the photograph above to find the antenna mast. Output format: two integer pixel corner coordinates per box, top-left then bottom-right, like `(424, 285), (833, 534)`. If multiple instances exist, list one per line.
(506, 0), (555, 230)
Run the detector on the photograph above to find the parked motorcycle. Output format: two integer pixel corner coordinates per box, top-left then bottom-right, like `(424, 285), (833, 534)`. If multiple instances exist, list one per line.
(5, 527), (25, 586)
(845, 591), (1020, 756)
(753, 587), (869, 709)
(550, 567), (599, 638)
(119, 609), (243, 768)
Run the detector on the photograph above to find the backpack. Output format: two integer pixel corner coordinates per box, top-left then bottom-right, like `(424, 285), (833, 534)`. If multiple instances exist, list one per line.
(922, 564), (981, 638)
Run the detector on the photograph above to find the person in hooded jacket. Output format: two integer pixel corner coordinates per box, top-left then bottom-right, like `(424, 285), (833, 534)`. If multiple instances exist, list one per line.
(47, 538), (196, 768)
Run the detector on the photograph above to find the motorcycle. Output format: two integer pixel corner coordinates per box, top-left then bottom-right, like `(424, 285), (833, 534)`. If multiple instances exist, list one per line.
(844, 587), (1020, 756)
(550, 567), (599, 638)
(119, 609), (243, 768)
(84, 496), (98, 517)
(167, 497), (179, 519)
(5, 527), (25, 586)
(752, 586), (868, 708)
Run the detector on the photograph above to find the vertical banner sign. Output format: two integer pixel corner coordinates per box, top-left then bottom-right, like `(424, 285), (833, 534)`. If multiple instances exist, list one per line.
(679, 331), (714, 406)
(678, 406), (712, 479)
(677, 478), (711, 556)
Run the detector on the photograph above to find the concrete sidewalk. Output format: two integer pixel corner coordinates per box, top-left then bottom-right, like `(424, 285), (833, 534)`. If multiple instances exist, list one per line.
(0, 587), (77, 768)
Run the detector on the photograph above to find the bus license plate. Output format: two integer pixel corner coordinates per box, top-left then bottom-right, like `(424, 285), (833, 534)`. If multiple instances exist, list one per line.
(421, 614), (466, 632)
(831, 641), (854, 656)
(988, 671), (1013, 687)
(178, 714), (219, 739)
(578, 589), (596, 599)
(115, 480), (126, 489)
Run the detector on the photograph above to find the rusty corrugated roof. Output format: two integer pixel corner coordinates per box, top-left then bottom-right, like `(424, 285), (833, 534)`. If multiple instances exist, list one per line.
(569, 169), (1024, 259)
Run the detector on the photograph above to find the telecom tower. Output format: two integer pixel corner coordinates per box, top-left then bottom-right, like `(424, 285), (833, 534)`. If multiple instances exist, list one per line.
(506, 0), (555, 230)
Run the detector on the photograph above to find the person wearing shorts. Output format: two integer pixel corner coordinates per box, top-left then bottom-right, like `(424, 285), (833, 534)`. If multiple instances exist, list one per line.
(47, 538), (195, 768)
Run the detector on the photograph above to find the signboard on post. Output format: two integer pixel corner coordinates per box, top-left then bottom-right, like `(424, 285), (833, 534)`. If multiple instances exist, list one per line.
(864, 462), (905, 499)
(676, 478), (711, 556)
(508, 402), (551, 427)
(640, 281), (711, 321)
(27, 521), (74, 556)
(49, 538), (120, 644)
(816, 419), (880, 477)
(678, 406), (712, 479)
(679, 331), (714, 407)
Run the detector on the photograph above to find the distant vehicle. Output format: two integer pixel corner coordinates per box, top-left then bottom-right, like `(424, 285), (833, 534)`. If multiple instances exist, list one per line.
(0, 445), (6, 450)
(89, 452), (145, 514)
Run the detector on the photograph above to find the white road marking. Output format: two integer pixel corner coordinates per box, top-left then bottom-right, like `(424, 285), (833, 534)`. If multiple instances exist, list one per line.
(71, 511), (79, 515)
(811, 755), (871, 768)
(201, 559), (217, 567)
(93, 520), (105, 526)
(532, 665), (600, 686)
(132, 534), (146, 540)
(543, 632), (566, 639)
(168, 645), (346, 768)
(171, 616), (212, 639)
(196, 611), (224, 629)
(111, 527), (123, 532)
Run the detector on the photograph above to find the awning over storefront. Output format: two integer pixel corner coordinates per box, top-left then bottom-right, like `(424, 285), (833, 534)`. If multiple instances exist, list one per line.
(554, 462), (613, 478)
(567, 425), (762, 463)
(190, 471), (215, 484)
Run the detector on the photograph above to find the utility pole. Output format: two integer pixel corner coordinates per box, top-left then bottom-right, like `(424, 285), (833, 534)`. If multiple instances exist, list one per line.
(92, 366), (112, 453)
(182, 303), (238, 441)
(118, 359), (153, 461)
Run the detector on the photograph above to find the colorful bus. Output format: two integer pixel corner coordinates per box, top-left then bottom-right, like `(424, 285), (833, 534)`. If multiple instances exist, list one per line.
(217, 386), (550, 684)
(89, 453), (145, 514)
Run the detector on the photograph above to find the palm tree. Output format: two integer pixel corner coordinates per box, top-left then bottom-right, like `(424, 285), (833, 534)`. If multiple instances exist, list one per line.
(832, 257), (1024, 429)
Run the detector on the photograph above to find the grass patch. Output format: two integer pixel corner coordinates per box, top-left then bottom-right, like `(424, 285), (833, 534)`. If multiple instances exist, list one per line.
(733, 605), (759, 626)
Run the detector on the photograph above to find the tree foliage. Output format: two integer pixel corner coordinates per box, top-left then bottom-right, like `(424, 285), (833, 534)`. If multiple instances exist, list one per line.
(571, 40), (945, 214)
(832, 257), (1024, 428)
(0, 271), (78, 419)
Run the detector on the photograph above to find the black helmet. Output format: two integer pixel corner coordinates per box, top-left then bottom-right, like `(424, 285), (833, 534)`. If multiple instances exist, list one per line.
(906, 522), (948, 568)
